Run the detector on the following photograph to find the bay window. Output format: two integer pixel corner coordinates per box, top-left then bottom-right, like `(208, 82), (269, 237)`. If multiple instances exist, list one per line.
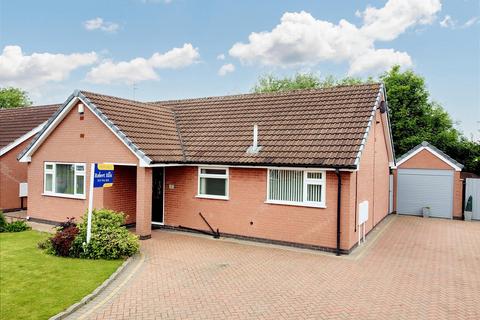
(197, 167), (228, 200)
(44, 162), (86, 198)
(267, 169), (326, 207)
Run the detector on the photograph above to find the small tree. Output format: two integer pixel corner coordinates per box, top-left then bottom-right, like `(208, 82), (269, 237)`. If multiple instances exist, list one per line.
(0, 87), (32, 109)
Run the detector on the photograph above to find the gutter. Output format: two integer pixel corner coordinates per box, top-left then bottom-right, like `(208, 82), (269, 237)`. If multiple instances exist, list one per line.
(335, 168), (342, 256)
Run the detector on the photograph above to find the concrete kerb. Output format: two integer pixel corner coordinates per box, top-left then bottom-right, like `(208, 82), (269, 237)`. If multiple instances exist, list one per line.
(49, 253), (140, 320)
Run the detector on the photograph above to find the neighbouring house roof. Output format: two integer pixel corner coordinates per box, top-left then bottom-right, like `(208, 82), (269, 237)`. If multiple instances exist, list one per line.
(396, 141), (464, 171)
(0, 105), (59, 156)
(20, 83), (389, 168)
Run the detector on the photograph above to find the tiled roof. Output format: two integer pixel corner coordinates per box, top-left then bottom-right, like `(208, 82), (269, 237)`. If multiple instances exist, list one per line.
(0, 105), (59, 149)
(19, 83), (384, 168)
(155, 83), (383, 167)
(80, 91), (185, 162)
(397, 141), (464, 170)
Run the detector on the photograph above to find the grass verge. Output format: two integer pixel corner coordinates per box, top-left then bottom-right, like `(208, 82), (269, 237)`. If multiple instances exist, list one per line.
(0, 231), (123, 320)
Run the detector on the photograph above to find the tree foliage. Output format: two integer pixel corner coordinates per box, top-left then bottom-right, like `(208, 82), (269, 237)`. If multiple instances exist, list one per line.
(252, 73), (372, 93)
(251, 67), (480, 173)
(0, 87), (32, 109)
(380, 66), (479, 173)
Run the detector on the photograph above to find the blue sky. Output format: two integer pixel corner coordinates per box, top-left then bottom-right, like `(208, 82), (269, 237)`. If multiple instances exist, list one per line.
(0, 0), (479, 139)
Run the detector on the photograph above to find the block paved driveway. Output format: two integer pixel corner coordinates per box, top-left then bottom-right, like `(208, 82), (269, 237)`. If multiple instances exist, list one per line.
(85, 215), (480, 319)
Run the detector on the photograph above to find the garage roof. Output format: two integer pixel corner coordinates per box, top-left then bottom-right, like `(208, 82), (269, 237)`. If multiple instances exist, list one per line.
(396, 141), (463, 171)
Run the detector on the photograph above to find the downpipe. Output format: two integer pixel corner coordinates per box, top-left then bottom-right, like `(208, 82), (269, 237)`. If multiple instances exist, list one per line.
(335, 168), (342, 256)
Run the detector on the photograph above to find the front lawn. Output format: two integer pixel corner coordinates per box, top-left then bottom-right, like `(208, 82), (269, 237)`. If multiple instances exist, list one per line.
(0, 231), (123, 320)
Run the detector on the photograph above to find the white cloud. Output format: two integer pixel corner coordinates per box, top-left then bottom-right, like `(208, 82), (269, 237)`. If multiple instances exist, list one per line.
(217, 54), (225, 60)
(462, 16), (479, 28)
(149, 43), (200, 68)
(229, 0), (441, 75)
(439, 15), (479, 29)
(359, 0), (441, 41)
(218, 63), (235, 76)
(440, 15), (455, 28)
(349, 49), (412, 75)
(0, 45), (97, 89)
(86, 43), (199, 84)
(84, 17), (119, 33)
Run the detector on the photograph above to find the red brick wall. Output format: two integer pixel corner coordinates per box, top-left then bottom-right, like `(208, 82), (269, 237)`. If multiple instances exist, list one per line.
(28, 102), (139, 223)
(394, 148), (463, 218)
(399, 149), (453, 170)
(103, 165), (137, 224)
(164, 166), (354, 250)
(347, 107), (391, 249)
(0, 139), (31, 210)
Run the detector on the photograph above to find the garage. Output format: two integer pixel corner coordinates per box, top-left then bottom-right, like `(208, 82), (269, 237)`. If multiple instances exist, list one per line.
(394, 141), (464, 219)
(397, 169), (453, 218)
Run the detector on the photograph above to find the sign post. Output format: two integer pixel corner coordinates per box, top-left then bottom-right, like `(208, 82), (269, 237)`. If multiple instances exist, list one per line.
(86, 163), (115, 244)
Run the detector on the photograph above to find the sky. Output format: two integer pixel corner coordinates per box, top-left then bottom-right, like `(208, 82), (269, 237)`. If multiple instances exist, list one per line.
(0, 0), (479, 139)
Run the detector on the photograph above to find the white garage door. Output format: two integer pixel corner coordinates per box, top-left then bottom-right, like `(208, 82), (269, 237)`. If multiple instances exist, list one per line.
(397, 169), (453, 219)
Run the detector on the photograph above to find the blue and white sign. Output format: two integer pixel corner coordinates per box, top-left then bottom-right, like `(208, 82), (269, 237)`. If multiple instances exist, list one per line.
(87, 163), (115, 244)
(93, 163), (114, 188)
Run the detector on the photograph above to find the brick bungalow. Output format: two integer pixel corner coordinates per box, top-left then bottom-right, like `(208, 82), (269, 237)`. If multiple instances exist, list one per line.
(18, 83), (395, 254)
(0, 105), (58, 211)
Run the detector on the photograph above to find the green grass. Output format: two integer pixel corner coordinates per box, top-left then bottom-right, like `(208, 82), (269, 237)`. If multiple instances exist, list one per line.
(0, 231), (123, 320)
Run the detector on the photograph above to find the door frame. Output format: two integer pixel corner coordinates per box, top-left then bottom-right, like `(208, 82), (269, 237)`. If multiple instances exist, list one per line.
(151, 167), (165, 225)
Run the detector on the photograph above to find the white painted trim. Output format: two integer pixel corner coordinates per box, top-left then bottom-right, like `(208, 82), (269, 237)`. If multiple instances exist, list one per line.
(103, 162), (137, 166)
(396, 146), (462, 171)
(19, 95), (152, 165)
(197, 166), (229, 200)
(266, 168), (327, 208)
(147, 163), (356, 171)
(151, 221), (164, 226)
(264, 200), (326, 209)
(43, 162), (86, 198)
(195, 195), (229, 201)
(354, 85), (383, 169)
(41, 193), (87, 200)
(0, 121), (46, 157)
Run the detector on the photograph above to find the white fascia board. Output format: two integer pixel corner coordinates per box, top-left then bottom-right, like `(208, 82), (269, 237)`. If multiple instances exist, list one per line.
(19, 96), (79, 162)
(353, 84), (384, 170)
(0, 121), (46, 157)
(396, 146), (462, 171)
(19, 94), (152, 166)
(145, 163), (356, 171)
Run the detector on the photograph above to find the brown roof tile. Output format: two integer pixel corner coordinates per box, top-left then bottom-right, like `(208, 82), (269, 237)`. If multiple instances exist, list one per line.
(153, 83), (382, 167)
(20, 84), (383, 168)
(80, 91), (185, 162)
(0, 105), (59, 150)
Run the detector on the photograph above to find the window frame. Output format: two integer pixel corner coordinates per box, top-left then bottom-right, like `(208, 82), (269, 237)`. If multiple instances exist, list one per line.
(196, 166), (229, 200)
(266, 168), (326, 208)
(43, 162), (87, 199)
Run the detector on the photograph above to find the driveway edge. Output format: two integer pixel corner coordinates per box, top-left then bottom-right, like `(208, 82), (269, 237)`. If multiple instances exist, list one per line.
(49, 254), (137, 320)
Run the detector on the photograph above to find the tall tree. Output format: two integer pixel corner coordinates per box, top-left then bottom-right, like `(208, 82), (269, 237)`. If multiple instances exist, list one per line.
(0, 87), (32, 109)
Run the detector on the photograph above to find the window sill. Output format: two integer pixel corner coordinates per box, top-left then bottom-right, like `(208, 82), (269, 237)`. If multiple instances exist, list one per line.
(265, 200), (326, 209)
(42, 193), (86, 200)
(196, 194), (229, 201)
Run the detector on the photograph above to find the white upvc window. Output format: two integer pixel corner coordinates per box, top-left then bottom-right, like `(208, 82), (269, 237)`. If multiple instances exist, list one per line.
(44, 162), (86, 199)
(266, 169), (326, 208)
(197, 167), (229, 200)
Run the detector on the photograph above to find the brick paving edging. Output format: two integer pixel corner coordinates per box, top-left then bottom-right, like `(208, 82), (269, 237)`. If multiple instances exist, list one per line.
(49, 254), (138, 320)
